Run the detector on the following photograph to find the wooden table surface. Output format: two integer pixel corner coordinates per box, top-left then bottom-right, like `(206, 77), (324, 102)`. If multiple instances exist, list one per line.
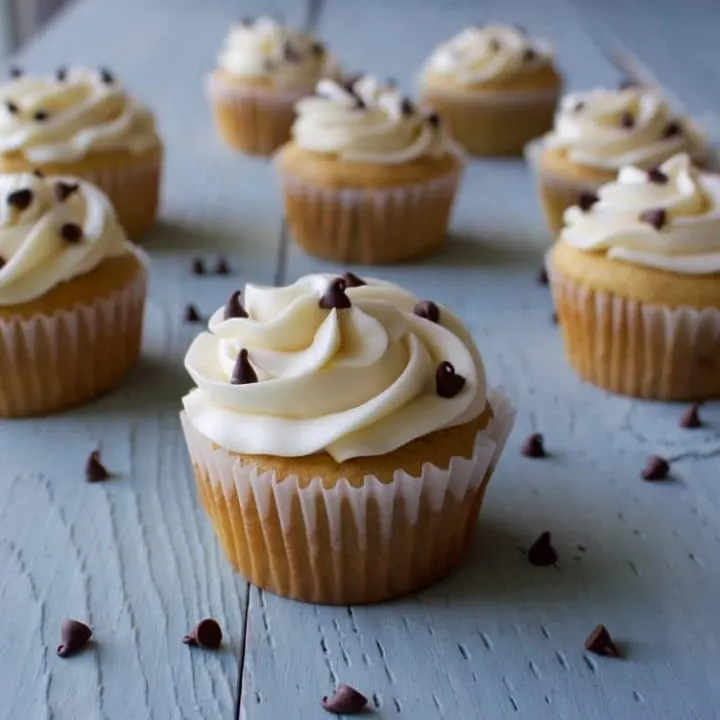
(2, 1), (719, 718)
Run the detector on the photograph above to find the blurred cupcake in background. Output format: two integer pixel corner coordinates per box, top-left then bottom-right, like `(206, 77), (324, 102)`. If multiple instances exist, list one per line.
(419, 24), (561, 156)
(0, 66), (162, 240)
(528, 84), (707, 236)
(276, 76), (463, 264)
(207, 16), (340, 156)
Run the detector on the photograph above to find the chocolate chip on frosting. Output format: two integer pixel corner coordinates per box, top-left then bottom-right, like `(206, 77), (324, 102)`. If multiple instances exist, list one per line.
(183, 618), (223, 649)
(585, 624), (621, 657)
(435, 361), (465, 398)
(620, 111), (635, 128)
(578, 192), (599, 212)
(414, 300), (440, 323)
(85, 450), (111, 483)
(341, 271), (365, 288)
(426, 112), (441, 128)
(311, 41), (325, 57)
(60, 223), (83, 243)
(56, 66), (67, 81)
(523, 48), (537, 62)
(7, 188), (33, 211)
(489, 38), (501, 52)
(646, 167), (669, 184)
(231, 348), (258, 385)
(0, 256), (6, 270)
(319, 278), (352, 309)
(9, 66), (22, 78)
(57, 619), (92, 658)
(55, 182), (79, 202)
(528, 531), (557, 566)
(33, 109), (49, 122)
(99, 67), (114, 84)
(321, 684), (368, 715)
(224, 290), (248, 319)
(639, 208), (667, 231)
(663, 121), (682, 138)
(679, 403), (702, 429)
(283, 41), (302, 62)
(642, 455), (670, 481)
(573, 100), (585, 113)
(5, 100), (18, 114)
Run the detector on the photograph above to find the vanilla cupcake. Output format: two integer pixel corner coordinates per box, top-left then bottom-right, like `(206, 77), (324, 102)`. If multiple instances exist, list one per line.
(529, 84), (707, 236)
(0, 172), (147, 416)
(276, 76), (463, 264)
(0, 66), (162, 239)
(181, 273), (515, 604)
(207, 16), (339, 156)
(549, 154), (720, 400)
(419, 25), (561, 156)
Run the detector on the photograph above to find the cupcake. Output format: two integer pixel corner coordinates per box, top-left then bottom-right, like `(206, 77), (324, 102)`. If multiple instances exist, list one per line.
(0, 66), (162, 240)
(0, 172), (147, 417)
(207, 16), (339, 156)
(181, 273), (515, 604)
(529, 84), (707, 236)
(419, 25), (561, 156)
(549, 153), (720, 400)
(276, 76), (463, 264)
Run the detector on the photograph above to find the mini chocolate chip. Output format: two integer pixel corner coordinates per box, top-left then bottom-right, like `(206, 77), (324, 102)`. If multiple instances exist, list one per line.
(85, 450), (111, 483)
(584, 624), (621, 657)
(341, 271), (365, 288)
(400, 97), (414, 116)
(538, 267), (549, 285)
(639, 208), (667, 230)
(33, 168), (44, 178)
(183, 618), (223, 649)
(679, 403), (702, 429)
(224, 290), (248, 319)
(435, 361), (465, 399)
(618, 79), (637, 90)
(414, 300), (440, 323)
(578, 192), (599, 212)
(9, 66), (22, 78)
(33, 109), (48, 122)
(319, 278), (352, 310)
(60, 223), (83, 243)
(0, 256), (6, 269)
(231, 348), (258, 385)
(5, 99), (18, 114)
(352, 95), (366, 110)
(215, 257), (232, 275)
(521, 432), (547, 458)
(99, 67), (114, 84)
(620, 111), (635, 128)
(183, 304), (202, 323)
(647, 167), (669, 184)
(283, 41), (301, 62)
(57, 619), (92, 658)
(55, 182), (79, 202)
(528, 531), (557, 566)
(321, 684), (368, 715)
(663, 121), (682, 138)
(56, 66), (67, 81)
(340, 75), (363, 93)
(426, 112), (441, 128)
(7, 188), (33, 211)
(552, 311), (559, 325)
(523, 48), (537, 62)
(311, 41), (325, 57)
(574, 100), (585, 113)
(642, 455), (670, 481)
(191, 257), (205, 275)
(489, 38), (501, 52)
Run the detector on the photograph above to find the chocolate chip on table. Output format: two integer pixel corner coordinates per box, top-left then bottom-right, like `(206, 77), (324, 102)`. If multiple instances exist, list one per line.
(57, 619), (93, 658)
(85, 450), (111, 483)
(578, 192), (598, 212)
(538, 267), (549, 285)
(99, 67), (114, 84)
(215, 257), (231, 275)
(224, 290), (248, 319)
(9, 66), (22, 78)
(641, 455), (670, 481)
(620, 111), (635, 129)
(33, 109), (49, 122)
(521, 432), (547, 458)
(321, 684), (368, 715)
(231, 348), (258, 385)
(341, 271), (365, 288)
(435, 361), (465, 398)
(663, 121), (682, 138)
(528, 531), (557, 566)
(7, 188), (33, 211)
(183, 618), (223, 649)
(191, 257), (205, 275)
(183, 304), (202, 323)
(679, 403), (702, 429)
(55, 181), (79, 202)
(60, 223), (83, 243)
(639, 208), (667, 231)
(5, 100), (18, 114)
(646, 167), (669, 184)
(414, 300), (440, 323)
(319, 277), (352, 309)
(56, 66), (67, 81)
(584, 624), (621, 657)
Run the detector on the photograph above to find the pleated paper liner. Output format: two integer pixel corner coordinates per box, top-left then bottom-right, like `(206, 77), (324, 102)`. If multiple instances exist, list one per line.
(181, 389), (516, 605)
(549, 263), (720, 400)
(278, 166), (462, 264)
(0, 251), (148, 417)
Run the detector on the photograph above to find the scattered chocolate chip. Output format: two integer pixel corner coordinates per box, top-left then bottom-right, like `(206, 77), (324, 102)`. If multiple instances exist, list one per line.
(618, 79), (637, 90)
(224, 290), (248, 319)
(33, 109), (48, 122)
(191, 257), (205, 275)
(9, 66), (22, 78)
(321, 684), (368, 715)
(57, 619), (92, 658)
(435, 361), (465, 399)
(523, 48), (537, 62)
(679, 403), (702, 429)
(215, 257), (232, 275)
(311, 41), (325, 57)
(641, 455), (670, 481)
(231, 348), (258, 385)
(0, 256), (6, 269)
(60, 223), (83, 243)
(283, 41), (301, 62)
(528, 531), (557, 566)
(352, 95), (366, 110)
(578, 192), (599, 212)
(99, 67), (114, 84)
(663, 121), (681, 138)
(7, 188), (33, 211)
(574, 100), (585, 113)
(639, 208), (667, 230)
(183, 618), (223, 649)
(54, 181), (79, 202)
(584, 624), (621, 657)
(521, 432), (547, 458)
(552, 311), (559, 325)
(319, 278), (351, 310)
(183, 304), (202, 323)
(56, 66), (67, 81)
(5, 99), (18, 114)
(620, 111), (635, 129)
(341, 271), (365, 288)
(426, 112), (441, 127)
(646, 167), (668, 184)
(85, 450), (111, 483)
(400, 97), (414, 116)
(33, 169), (44, 178)
(489, 38), (501, 52)
(538, 267), (549, 285)
(414, 300), (440, 323)
(340, 75), (362, 94)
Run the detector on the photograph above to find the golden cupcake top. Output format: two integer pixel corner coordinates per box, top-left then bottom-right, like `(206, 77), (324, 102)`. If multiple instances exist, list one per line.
(216, 16), (338, 89)
(290, 76), (460, 164)
(0, 66), (159, 164)
(183, 273), (488, 462)
(545, 84), (707, 170)
(561, 153), (720, 275)
(0, 171), (136, 305)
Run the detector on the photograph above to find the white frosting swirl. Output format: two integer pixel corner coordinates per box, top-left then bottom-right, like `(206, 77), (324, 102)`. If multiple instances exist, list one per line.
(218, 17), (338, 89)
(545, 86), (706, 170)
(0, 67), (159, 164)
(421, 25), (553, 85)
(183, 274), (487, 462)
(0, 172), (134, 305)
(561, 154), (720, 274)
(292, 76), (459, 164)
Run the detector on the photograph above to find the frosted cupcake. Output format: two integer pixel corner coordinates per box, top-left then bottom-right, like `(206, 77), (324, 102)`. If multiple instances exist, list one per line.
(0, 172), (147, 416)
(419, 25), (561, 156)
(207, 16), (339, 156)
(529, 84), (707, 236)
(0, 66), (162, 239)
(276, 76), (463, 264)
(181, 273), (515, 604)
(549, 154), (720, 400)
